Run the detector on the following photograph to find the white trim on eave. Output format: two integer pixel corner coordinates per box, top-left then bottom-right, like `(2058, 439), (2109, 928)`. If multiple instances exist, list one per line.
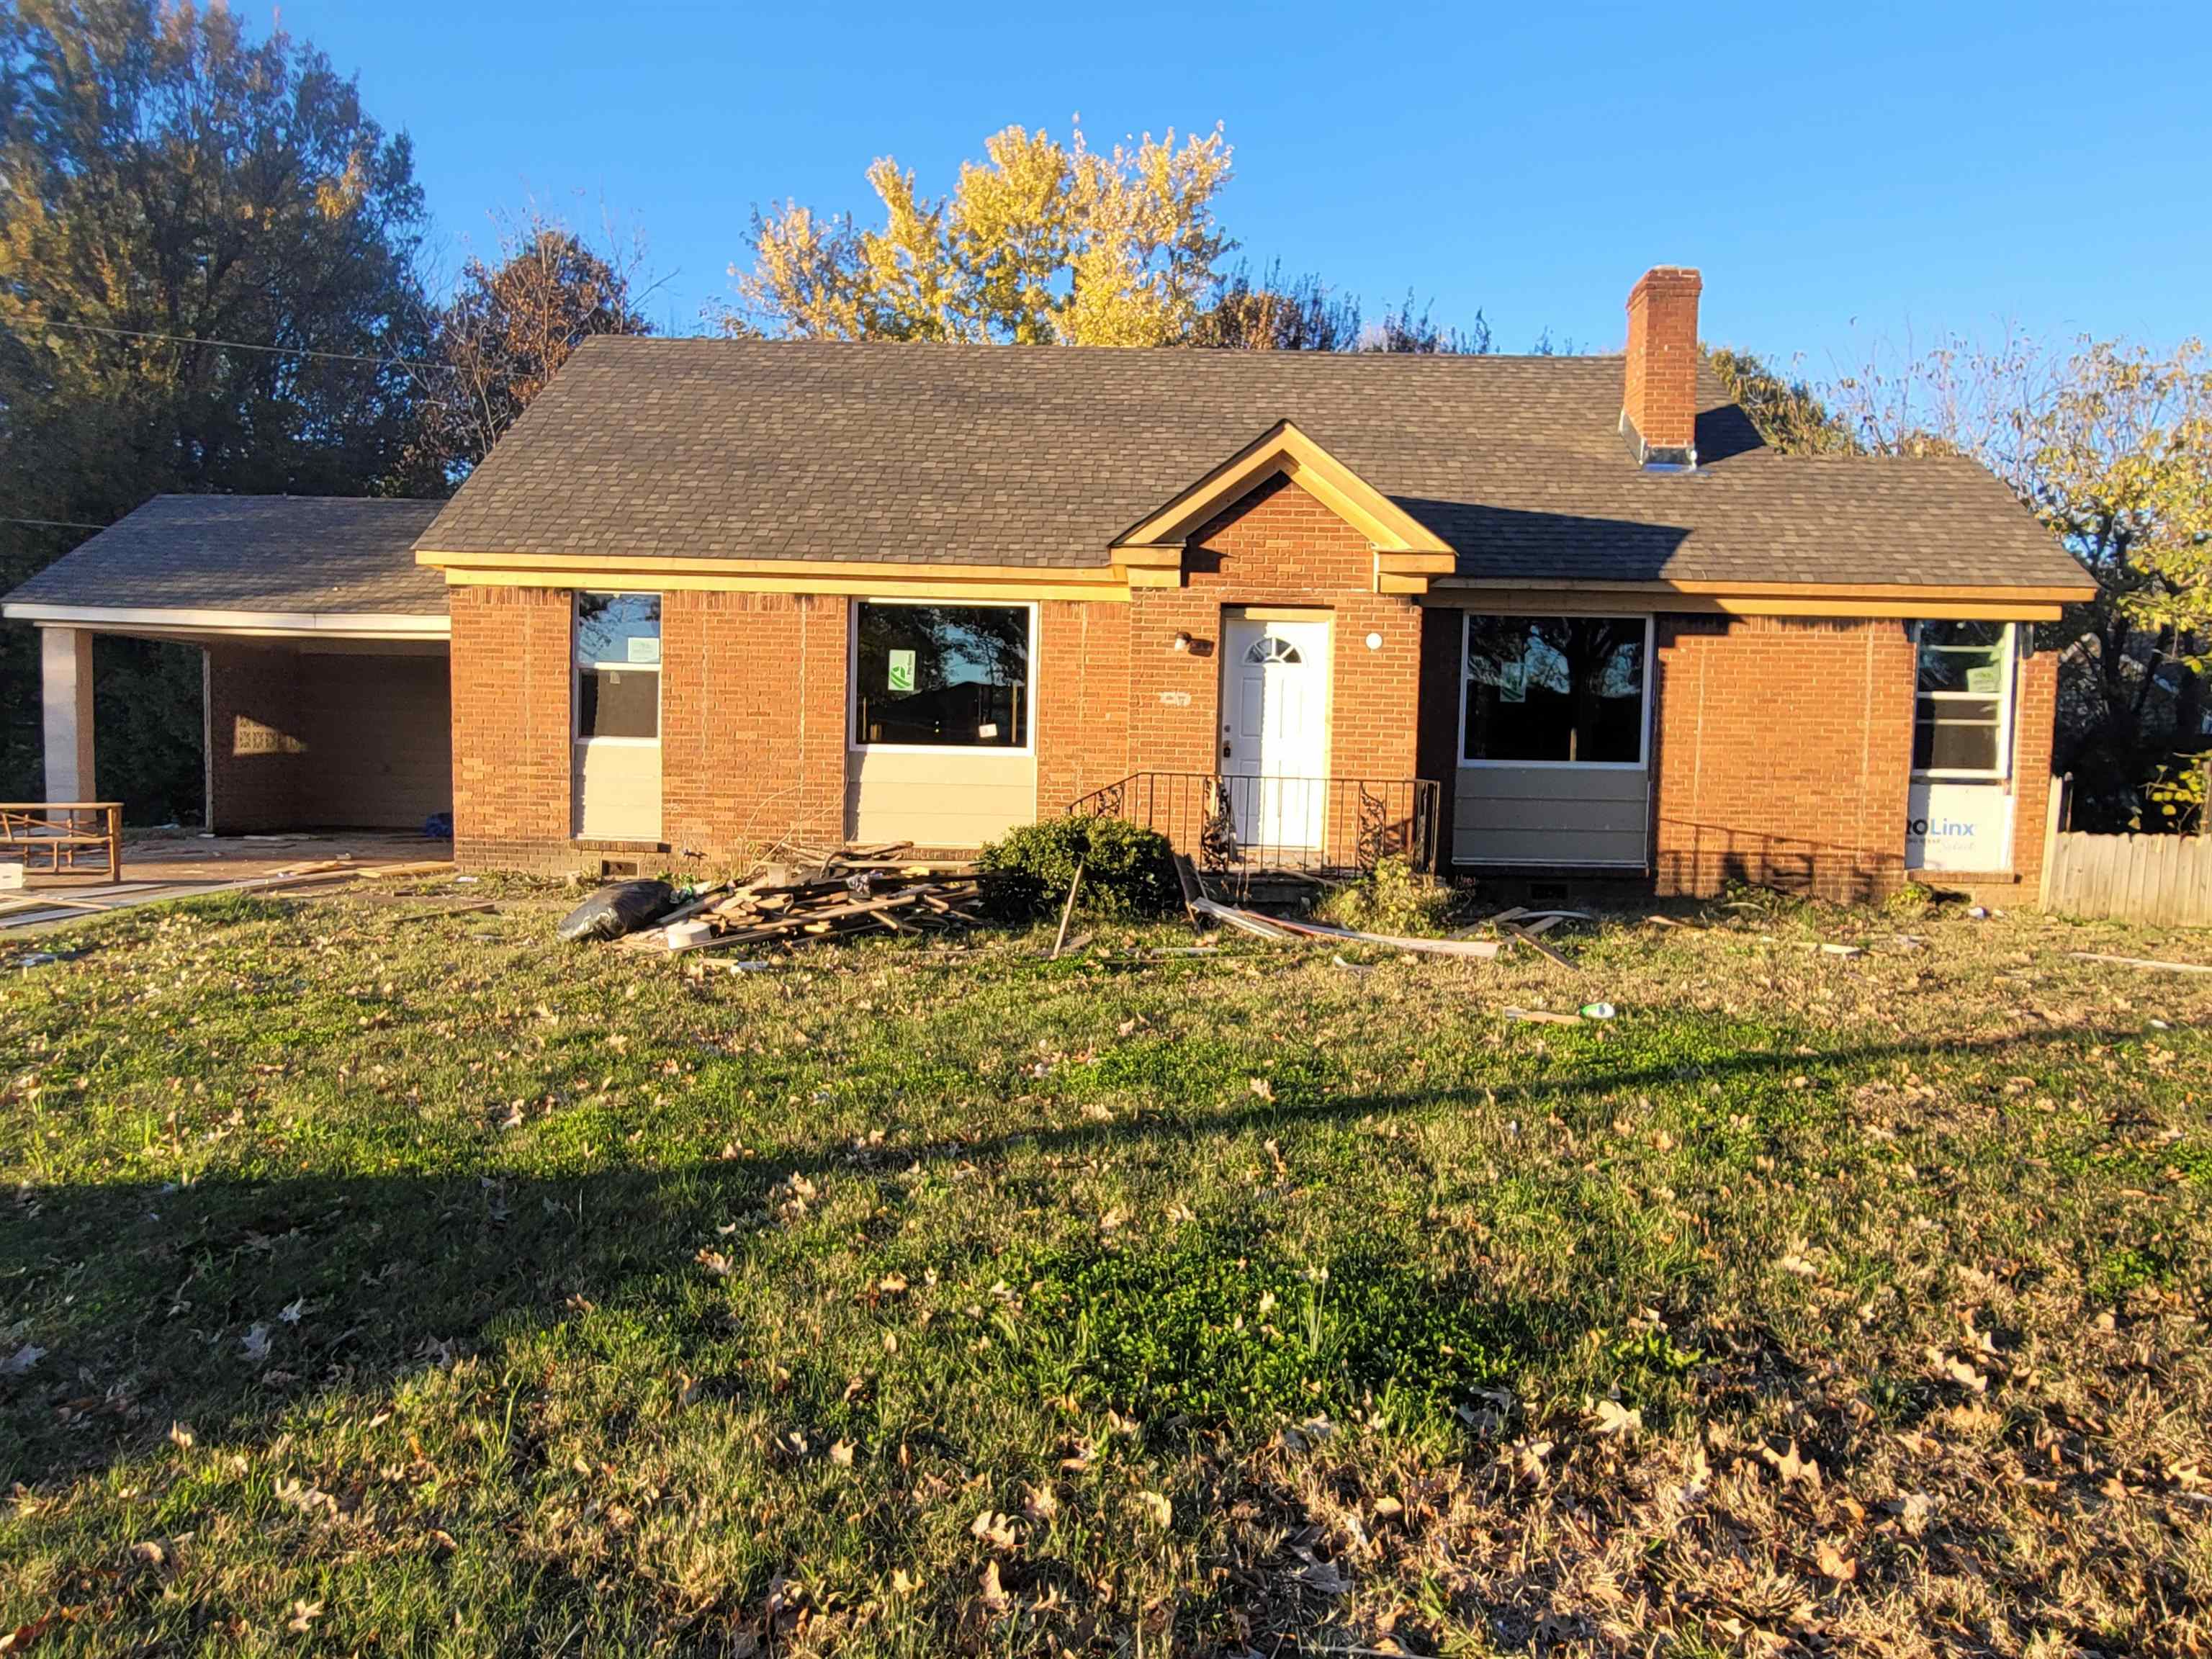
(1, 601), (450, 640)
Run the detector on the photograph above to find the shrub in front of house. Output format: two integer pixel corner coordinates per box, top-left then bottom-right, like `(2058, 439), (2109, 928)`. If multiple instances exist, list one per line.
(1313, 856), (1461, 937)
(978, 815), (1179, 920)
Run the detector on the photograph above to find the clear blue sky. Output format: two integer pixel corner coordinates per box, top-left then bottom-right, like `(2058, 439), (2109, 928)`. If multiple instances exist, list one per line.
(276, 0), (2211, 374)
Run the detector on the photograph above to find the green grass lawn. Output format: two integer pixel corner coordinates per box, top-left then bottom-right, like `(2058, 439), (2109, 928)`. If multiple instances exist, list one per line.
(1, 886), (2208, 1656)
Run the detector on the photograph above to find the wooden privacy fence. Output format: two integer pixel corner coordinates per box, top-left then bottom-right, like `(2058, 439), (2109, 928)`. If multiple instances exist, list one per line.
(2041, 830), (2212, 925)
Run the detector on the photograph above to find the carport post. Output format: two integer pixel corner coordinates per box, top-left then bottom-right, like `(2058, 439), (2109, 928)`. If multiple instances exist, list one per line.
(40, 625), (96, 802)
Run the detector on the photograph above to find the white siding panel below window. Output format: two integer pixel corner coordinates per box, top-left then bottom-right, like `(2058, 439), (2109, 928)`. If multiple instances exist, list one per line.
(575, 743), (662, 841)
(1455, 765), (1650, 867)
(846, 748), (1037, 849)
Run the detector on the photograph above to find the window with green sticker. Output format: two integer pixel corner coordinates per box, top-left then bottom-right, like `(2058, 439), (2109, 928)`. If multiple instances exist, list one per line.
(853, 602), (1031, 749)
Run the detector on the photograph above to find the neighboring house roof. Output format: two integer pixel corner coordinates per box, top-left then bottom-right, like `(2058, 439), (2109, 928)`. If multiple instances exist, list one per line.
(416, 338), (2091, 593)
(4, 495), (448, 617)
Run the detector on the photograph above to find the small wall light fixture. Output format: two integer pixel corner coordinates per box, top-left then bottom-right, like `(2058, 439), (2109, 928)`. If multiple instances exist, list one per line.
(1364, 631), (1384, 651)
(1172, 631), (1194, 653)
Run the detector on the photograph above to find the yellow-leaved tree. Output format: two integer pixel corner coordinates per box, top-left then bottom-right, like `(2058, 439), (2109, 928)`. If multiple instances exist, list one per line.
(729, 123), (1233, 346)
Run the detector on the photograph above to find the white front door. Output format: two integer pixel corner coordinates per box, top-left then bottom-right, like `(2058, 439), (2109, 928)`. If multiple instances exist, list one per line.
(1220, 615), (1331, 851)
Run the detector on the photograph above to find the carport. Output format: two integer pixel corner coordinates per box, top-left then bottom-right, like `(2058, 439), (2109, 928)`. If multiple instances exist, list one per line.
(2, 495), (451, 833)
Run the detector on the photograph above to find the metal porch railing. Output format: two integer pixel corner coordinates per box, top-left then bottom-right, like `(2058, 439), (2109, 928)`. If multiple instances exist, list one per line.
(1069, 772), (1439, 875)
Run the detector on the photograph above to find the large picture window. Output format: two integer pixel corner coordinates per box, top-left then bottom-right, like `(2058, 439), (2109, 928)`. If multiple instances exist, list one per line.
(1462, 614), (1648, 765)
(1913, 621), (2012, 777)
(853, 601), (1032, 750)
(575, 591), (660, 741)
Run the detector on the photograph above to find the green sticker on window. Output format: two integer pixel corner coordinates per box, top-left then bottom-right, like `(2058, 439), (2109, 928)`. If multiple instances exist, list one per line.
(1966, 665), (2000, 694)
(887, 649), (916, 693)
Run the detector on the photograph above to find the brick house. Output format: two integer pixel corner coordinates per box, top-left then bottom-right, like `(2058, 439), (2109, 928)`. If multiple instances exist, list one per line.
(6, 267), (2093, 901)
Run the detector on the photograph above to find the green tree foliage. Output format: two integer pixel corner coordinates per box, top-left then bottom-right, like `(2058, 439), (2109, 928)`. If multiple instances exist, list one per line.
(0, 0), (433, 817)
(410, 212), (657, 482)
(1707, 346), (1856, 454)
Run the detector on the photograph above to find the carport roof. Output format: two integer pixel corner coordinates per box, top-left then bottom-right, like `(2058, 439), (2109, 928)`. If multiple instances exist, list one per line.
(1, 495), (448, 624)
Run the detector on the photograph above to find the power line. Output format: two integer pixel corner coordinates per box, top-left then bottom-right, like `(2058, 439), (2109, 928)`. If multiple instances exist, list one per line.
(10, 315), (457, 372)
(1, 516), (109, 531)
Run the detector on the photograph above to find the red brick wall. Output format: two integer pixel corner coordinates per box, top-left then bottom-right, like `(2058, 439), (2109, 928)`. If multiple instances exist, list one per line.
(449, 587), (574, 871)
(661, 590), (847, 863)
(1036, 598), (1130, 812)
(2005, 645), (2059, 899)
(447, 588), (851, 873)
(1651, 614), (1917, 901)
(1122, 474), (1421, 785)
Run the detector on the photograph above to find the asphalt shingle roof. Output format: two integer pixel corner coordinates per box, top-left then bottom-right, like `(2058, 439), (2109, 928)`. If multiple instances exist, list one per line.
(418, 338), (2090, 592)
(5, 495), (447, 615)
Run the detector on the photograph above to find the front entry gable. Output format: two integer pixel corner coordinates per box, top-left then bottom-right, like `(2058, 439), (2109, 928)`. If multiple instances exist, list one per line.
(1109, 420), (1455, 596)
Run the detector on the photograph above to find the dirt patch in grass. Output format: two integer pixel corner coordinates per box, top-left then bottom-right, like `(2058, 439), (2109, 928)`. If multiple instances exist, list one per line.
(1, 890), (2207, 1653)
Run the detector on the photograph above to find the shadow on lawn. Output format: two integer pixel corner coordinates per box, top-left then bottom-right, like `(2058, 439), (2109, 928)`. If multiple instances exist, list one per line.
(1, 1019), (2128, 1478)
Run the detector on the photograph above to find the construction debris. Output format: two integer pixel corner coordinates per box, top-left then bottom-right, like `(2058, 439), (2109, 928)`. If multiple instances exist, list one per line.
(1187, 895), (1503, 959)
(1051, 862), (1087, 959)
(624, 844), (985, 955)
(1503, 1005), (1584, 1025)
(1498, 920), (1576, 968)
(1758, 933), (1866, 958)
(2068, 950), (2212, 976)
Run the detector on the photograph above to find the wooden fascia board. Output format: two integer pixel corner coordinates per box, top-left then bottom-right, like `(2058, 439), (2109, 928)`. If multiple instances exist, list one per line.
(1373, 549), (1457, 575)
(1110, 421), (1451, 557)
(436, 565), (1132, 603)
(1420, 577), (2077, 621)
(419, 549), (1116, 583)
(422, 549), (1136, 603)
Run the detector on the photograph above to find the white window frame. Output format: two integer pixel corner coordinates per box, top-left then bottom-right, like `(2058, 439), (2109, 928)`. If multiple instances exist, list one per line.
(572, 590), (663, 750)
(1457, 611), (1654, 771)
(1911, 621), (2015, 783)
(847, 597), (1040, 758)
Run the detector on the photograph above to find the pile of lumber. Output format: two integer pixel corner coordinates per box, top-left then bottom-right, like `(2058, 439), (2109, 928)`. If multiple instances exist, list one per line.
(630, 842), (986, 955)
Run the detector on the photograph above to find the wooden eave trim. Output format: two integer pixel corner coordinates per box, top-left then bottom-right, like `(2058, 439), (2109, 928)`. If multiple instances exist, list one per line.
(1433, 576), (2094, 603)
(422, 549), (1136, 602)
(1374, 549), (1457, 575)
(1108, 544), (1184, 570)
(418, 548), (1116, 583)
(436, 565), (1131, 603)
(1110, 420), (1451, 557)
(1419, 576), (2082, 621)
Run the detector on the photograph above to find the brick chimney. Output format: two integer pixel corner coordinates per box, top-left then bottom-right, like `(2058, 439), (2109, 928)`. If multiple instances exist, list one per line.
(1622, 266), (1701, 469)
